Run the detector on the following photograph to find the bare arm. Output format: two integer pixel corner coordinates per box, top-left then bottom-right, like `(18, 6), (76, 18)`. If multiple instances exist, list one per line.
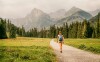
(57, 35), (58, 43)
(63, 35), (64, 43)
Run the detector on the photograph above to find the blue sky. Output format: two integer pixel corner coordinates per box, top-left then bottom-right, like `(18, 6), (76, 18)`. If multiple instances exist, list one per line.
(0, 0), (100, 18)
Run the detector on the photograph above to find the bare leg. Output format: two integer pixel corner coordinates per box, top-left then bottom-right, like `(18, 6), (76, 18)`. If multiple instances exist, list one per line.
(61, 42), (62, 51)
(59, 42), (62, 53)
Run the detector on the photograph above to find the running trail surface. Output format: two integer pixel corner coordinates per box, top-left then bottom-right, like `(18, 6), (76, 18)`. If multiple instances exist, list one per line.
(50, 39), (100, 62)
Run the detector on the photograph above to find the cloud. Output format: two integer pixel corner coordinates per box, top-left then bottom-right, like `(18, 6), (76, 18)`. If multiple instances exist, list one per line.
(0, 0), (100, 18)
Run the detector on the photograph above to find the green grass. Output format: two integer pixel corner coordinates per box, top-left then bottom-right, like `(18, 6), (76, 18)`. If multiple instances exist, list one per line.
(64, 39), (100, 54)
(0, 37), (56, 62)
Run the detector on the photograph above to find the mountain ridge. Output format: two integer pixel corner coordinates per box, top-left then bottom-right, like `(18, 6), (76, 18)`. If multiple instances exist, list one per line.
(11, 7), (93, 31)
(49, 9), (67, 21)
(11, 8), (53, 31)
(89, 8), (100, 16)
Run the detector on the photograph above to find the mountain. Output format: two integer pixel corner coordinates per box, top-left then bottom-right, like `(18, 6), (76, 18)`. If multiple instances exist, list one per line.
(55, 7), (92, 25)
(56, 15), (84, 26)
(11, 8), (53, 31)
(11, 7), (93, 31)
(65, 7), (82, 17)
(89, 9), (100, 16)
(89, 12), (100, 23)
(65, 7), (92, 20)
(49, 9), (66, 21)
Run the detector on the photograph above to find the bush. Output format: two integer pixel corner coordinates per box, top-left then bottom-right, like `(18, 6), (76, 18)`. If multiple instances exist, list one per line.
(78, 44), (86, 49)
(20, 55), (30, 60)
(87, 47), (95, 51)
(86, 47), (100, 53)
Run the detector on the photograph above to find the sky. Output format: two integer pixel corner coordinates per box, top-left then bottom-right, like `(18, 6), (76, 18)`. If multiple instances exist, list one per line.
(0, 0), (100, 18)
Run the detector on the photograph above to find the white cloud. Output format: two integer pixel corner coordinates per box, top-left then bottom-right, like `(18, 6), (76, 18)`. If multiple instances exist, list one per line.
(0, 0), (100, 18)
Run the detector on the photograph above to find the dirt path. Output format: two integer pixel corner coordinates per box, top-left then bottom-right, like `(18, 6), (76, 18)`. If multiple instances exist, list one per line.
(50, 39), (100, 62)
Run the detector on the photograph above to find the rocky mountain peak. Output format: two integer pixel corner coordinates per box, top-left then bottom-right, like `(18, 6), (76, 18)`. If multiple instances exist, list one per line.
(70, 6), (82, 11)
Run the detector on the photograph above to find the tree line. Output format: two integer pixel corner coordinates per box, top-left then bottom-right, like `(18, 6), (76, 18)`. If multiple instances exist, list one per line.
(0, 18), (15, 38)
(0, 13), (100, 39)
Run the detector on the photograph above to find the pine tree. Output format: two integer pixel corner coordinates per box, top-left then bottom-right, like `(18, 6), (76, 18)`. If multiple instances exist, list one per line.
(82, 20), (88, 38)
(33, 28), (38, 37)
(49, 25), (56, 38)
(92, 29), (96, 38)
(96, 12), (100, 38)
(73, 22), (78, 38)
(0, 18), (7, 39)
(86, 22), (93, 38)
(40, 28), (44, 38)
(62, 23), (68, 38)
(21, 26), (25, 36)
(77, 22), (82, 38)
(9, 24), (16, 38)
(68, 23), (72, 38)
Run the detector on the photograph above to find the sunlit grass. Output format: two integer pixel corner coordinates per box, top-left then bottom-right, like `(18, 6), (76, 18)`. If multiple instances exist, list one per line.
(64, 39), (100, 54)
(0, 37), (51, 46)
(0, 37), (56, 62)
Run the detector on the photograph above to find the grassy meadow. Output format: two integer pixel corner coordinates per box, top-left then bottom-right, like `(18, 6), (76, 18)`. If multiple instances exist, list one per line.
(0, 37), (100, 62)
(0, 37), (56, 62)
(64, 39), (100, 54)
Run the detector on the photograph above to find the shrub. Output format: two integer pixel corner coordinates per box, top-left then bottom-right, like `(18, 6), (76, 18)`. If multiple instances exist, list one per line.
(87, 47), (95, 51)
(78, 44), (86, 49)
